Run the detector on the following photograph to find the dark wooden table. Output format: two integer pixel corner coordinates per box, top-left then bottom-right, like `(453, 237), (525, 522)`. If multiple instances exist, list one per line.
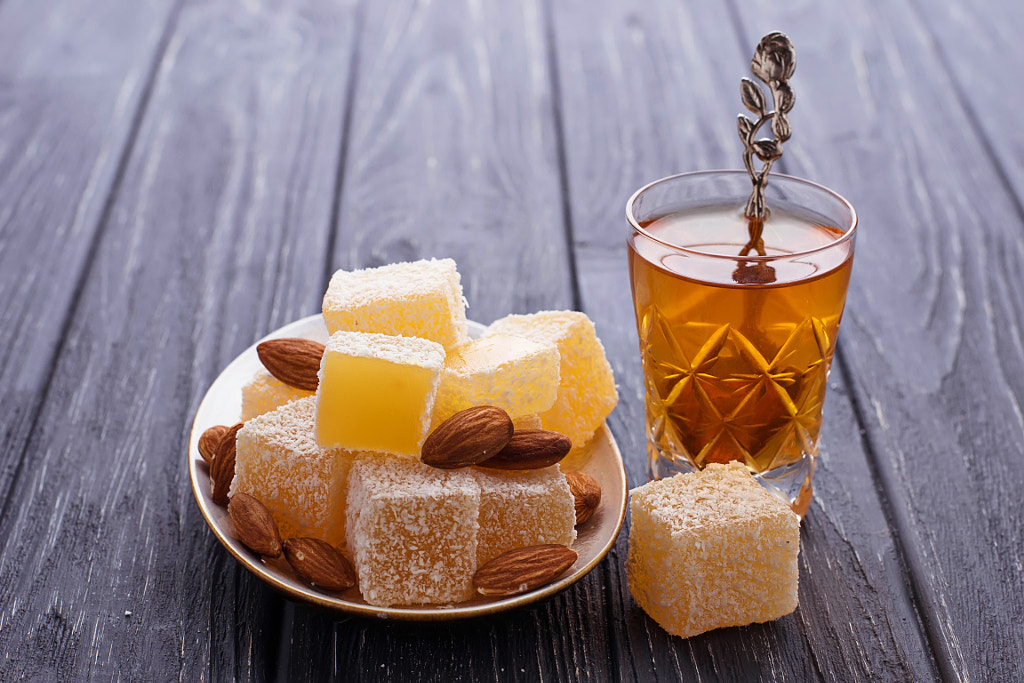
(2, 0), (1022, 680)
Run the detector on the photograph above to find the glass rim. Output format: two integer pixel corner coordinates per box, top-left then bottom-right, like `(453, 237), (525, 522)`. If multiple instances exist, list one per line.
(626, 169), (857, 263)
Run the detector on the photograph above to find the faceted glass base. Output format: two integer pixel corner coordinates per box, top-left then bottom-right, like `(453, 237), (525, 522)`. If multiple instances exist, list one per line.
(647, 433), (815, 517)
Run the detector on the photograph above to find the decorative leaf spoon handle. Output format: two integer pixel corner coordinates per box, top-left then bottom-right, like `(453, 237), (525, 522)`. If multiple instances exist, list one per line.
(737, 32), (796, 256)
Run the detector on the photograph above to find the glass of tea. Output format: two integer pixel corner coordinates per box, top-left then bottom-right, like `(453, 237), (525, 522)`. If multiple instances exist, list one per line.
(627, 170), (857, 515)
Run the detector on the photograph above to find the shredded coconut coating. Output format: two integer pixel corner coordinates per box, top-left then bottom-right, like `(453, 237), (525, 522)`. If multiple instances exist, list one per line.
(511, 413), (543, 430)
(626, 462), (800, 638)
(485, 311), (618, 448)
(232, 396), (354, 551)
(347, 453), (481, 606)
(431, 334), (560, 426)
(322, 258), (468, 350)
(240, 369), (313, 421)
(322, 330), (446, 370)
(472, 466), (576, 565)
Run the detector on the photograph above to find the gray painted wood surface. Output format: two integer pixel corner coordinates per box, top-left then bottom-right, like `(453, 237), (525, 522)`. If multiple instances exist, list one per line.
(0, 0), (1020, 680)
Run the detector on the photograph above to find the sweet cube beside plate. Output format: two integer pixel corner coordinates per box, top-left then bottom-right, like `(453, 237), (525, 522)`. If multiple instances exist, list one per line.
(188, 314), (627, 620)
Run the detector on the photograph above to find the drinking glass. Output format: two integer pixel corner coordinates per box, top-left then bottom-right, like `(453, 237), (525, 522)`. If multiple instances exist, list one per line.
(626, 170), (857, 515)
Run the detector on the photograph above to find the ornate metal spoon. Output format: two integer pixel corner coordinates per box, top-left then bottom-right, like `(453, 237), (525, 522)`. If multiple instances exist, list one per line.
(736, 32), (796, 259)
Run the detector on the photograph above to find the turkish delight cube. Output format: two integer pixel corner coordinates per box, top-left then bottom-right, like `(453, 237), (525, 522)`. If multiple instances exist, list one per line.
(346, 453), (481, 606)
(315, 331), (444, 456)
(231, 396), (354, 551)
(626, 462), (800, 638)
(240, 368), (313, 421)
(472, 466), (576, 566)
(431, 334), (559, 426)
(322, 258), (468, 349)
(486, 311), (618, 448)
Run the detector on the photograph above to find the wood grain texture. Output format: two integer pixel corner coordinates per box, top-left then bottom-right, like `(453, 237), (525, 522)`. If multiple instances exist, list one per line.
(0, 0), (178, 538)
(0, 0), (358, 679)
(911, 0), (1024, 208)
(549, 0), (938, 680)
(280, 0), (615, 680)
(734, 0), (1024, 680)
(1, 0), (1021, 679)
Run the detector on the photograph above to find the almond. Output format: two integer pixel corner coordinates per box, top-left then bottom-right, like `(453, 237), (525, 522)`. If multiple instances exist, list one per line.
(256, 338), (325, 392)
(565, 471), (601, 525)
(283, 537), (356, 592)
(473, 544), (578, 596)
(210, 422), (243, 506)
(477, 429), (571, 470)
(421, 406), (514, 469)
(228, 493), (283, 558)
(198, 425), (229, 465)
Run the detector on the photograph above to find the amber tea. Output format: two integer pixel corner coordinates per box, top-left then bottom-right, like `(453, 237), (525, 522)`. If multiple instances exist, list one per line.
(626, 173), (856, 513)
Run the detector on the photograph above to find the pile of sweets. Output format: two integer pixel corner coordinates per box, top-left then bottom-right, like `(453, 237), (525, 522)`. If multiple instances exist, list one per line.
(229, 258), (618, 606)
(626, 462), (801, 638)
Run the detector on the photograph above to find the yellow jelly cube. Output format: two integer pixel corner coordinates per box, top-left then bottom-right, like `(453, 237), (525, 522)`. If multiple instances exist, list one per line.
(322, 258), (468, 349)
(486, 311), (618, 448)
(240, 368), (314, 421)
(626, 462), (800, 638)
(347, 453), (481, 606)
(472, 466), (576, 566)
(231, 396), (354, 551)
(315, 331), (444, 456)
(431, 334), (559, 426)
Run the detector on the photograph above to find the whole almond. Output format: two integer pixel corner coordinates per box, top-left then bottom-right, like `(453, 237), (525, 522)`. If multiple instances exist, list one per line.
(421, 406), (514, 469)
(198, 425), (229, 465)
(256, 338), (325, 392)
(477, 429), (571, 470)
(473, 544), (578, 596)
(228, 493), (283, 558)
(565, 471), (601, 525)
(283, 537), (356, 592)
(210, 422), (243, 506)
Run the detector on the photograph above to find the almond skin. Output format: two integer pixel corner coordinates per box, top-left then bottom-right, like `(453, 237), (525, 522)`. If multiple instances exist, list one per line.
(421, 406), (514, 469)
(477, 429), (571, 470)
(198, 424), (229, 465)
(210, 422), (243, 506)
(565, 471), (601, 525)
(473, 544), (578, 596)
(283, 537), (356, 592)
(256, 338), (325, 392)
(228, 493), (283, 558)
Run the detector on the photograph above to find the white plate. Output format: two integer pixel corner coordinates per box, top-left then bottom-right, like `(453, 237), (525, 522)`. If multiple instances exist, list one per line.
(188, 315), (627, 620)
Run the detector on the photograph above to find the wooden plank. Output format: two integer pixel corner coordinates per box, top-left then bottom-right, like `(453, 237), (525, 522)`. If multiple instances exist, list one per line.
(912, 0), (1024, 207)
(0, 0), (177, 528)
(278, 0), (620, 680)
(549, 0), (939, 680)
(324, 0), (575, 318)
(0, 0), (359, 679)
(731, 1), (1024, 680)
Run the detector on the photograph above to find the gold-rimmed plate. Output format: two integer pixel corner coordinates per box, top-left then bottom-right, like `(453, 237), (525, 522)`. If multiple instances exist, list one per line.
(189, 314), (627, 620)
